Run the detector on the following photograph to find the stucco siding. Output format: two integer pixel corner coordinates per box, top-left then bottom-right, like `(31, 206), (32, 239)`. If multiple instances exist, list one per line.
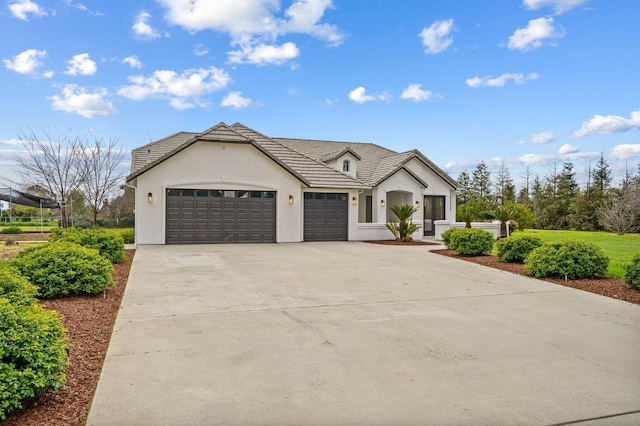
(134, 141), (303, 244)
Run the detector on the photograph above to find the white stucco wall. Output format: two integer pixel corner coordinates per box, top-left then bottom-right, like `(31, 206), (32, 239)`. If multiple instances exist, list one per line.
(133, 141), (303, 244)
(324, 153), (359, 179)
(353, 162), (457, 241)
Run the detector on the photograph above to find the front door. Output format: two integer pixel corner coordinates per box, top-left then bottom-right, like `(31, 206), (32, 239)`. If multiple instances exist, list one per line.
(423, 196), (445, 236)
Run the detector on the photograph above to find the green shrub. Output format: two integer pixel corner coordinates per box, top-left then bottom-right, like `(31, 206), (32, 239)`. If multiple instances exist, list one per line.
(524, 239), (609, 279)
(49, 227), (64, 240)
(106, 228), (134, 244)
(0, 264), (37, 307)
(1, 226), (22, 235)
(51, 227), (124, 263)
(12, 242), (113, 299)
(449, 228), (494, 256)
(0, 298), (70, 420)
(623, 254), (640, 289)
(496, 235), (543, 263)
(440, 228), (461, 247)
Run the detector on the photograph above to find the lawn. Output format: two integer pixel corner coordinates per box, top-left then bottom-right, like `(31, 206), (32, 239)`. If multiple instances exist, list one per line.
(0, 241), (45, 261)
(518, 229), (640, 278)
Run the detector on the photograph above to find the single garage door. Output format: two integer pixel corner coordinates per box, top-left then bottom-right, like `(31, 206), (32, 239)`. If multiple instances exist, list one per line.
(303, 192), (348, 241)
(166, 189), (276, 244)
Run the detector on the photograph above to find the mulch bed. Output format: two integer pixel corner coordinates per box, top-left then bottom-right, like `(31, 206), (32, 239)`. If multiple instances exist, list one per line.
(432, 249), (640, 305)
(4, 249), (135, 426)
(366, 240), (442, 246)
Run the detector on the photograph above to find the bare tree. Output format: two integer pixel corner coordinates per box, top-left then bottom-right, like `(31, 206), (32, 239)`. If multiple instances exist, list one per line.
(15, 129), (87, 227)
(81, 137), (126, 225)
(597, 184), (640, 234)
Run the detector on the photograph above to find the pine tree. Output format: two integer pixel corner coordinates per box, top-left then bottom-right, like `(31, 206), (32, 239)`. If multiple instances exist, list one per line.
(456, 170), (473, 205)
(471, 161), (491, 199)
(592, 153), (612, 192)
(494, 161), (515, 205)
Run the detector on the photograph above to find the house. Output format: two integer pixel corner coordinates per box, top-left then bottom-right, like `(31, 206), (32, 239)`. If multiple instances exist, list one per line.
(127, 122), (458, 244)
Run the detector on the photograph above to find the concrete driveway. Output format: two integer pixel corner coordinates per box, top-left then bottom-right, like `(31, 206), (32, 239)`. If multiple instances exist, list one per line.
(87, 243), (640, 425)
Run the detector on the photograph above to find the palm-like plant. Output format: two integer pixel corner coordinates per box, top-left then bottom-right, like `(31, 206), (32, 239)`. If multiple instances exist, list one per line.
(489, 203), (517, 238)
(387, 204), (420, 242)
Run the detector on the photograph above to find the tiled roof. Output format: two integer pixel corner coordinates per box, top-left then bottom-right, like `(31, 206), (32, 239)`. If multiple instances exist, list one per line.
(275, 137), (395, 184)
(127, 122), (457, 189)
(130, 131), (196, 173)
(276, 138), (458, 189)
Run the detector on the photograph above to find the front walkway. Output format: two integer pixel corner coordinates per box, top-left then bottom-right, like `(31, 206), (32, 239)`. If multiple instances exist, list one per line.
(88, 242), (640, 425)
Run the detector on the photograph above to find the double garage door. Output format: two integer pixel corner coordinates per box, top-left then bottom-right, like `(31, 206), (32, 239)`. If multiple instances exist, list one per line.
(166, 189), (276, 244)
(166, 189), (348, 244)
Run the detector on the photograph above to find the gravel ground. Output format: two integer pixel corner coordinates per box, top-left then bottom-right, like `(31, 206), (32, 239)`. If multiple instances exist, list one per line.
(3, 249), (135, 426)
(432, 249), (640, 305)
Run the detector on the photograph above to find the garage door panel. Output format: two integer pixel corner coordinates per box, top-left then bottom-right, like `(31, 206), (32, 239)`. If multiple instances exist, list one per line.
(303, 192), (348, 241)
(166, 189), (275, 244)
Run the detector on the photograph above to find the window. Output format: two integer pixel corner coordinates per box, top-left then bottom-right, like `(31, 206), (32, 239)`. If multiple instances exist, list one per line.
(342, 159), (350, 172)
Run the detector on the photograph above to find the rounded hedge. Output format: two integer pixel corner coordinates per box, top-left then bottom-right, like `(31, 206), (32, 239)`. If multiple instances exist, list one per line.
(1, 226), (22, 235)
(496, 235), (543, 263)
(51, 228), (124, 263)
(448, 228), (494, 256)
(12, 242), (113, 299)
(624, 254), (640, 289)
(0, 264), (37, 307)
(524, 239), (609, 279)
(0, 298), (70, 420)
(441, 228), (461, 247)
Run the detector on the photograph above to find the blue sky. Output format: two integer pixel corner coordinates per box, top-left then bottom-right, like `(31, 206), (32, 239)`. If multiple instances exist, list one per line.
(1, 0), (639, 189)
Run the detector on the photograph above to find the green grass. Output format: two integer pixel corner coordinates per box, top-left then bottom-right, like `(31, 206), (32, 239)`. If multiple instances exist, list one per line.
(517, 229), (640, 278)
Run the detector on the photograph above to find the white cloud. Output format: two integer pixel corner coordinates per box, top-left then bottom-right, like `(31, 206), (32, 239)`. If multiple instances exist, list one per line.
(65, 53), (97, 76)
(42, 70), (54, 78)
(517, 130), (556, 144)
(49, 84), (116, 118)
(523, 0), (590, 14)
(133, 10), (160, 39)
(419, 18), (454, 54)
(194, 43), (208, 56)
(558, 143), (578, 154)
(610, 144), (640, 160)
(573, 110), (640, 138)
(349, 87), (374, 104)
(0, 138), (22, 147)
(348, 86), (389, 104)
(221, 91), (254, 109)
(118, 67), (231, 109)
(122, 55), (142, 69)
(400, 84), (432, 101)
(168, 98), (197, 110)
(508, 17), (562, 51)
(158, 0), (344, 44)
(64, 0), (102, 16)
(8, 0), (47, 21)
(466, 72), (538, 88)
(157, 0), (343, 66)
(3, 48), (47, 74)
(228, 42), (300, 65)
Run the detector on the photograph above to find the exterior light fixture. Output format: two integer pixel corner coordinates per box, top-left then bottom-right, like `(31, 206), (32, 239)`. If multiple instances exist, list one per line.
(415, 200), (420, 208)
(352, 196), (357, 206)
(380, 199), (385, 207)
(289, 195), (294, 205)
(147, 192), (153, 203)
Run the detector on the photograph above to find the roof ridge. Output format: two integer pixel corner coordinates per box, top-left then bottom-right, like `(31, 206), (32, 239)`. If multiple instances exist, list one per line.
(198, 122), (252, 141)
(275, 136), (397, 153)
